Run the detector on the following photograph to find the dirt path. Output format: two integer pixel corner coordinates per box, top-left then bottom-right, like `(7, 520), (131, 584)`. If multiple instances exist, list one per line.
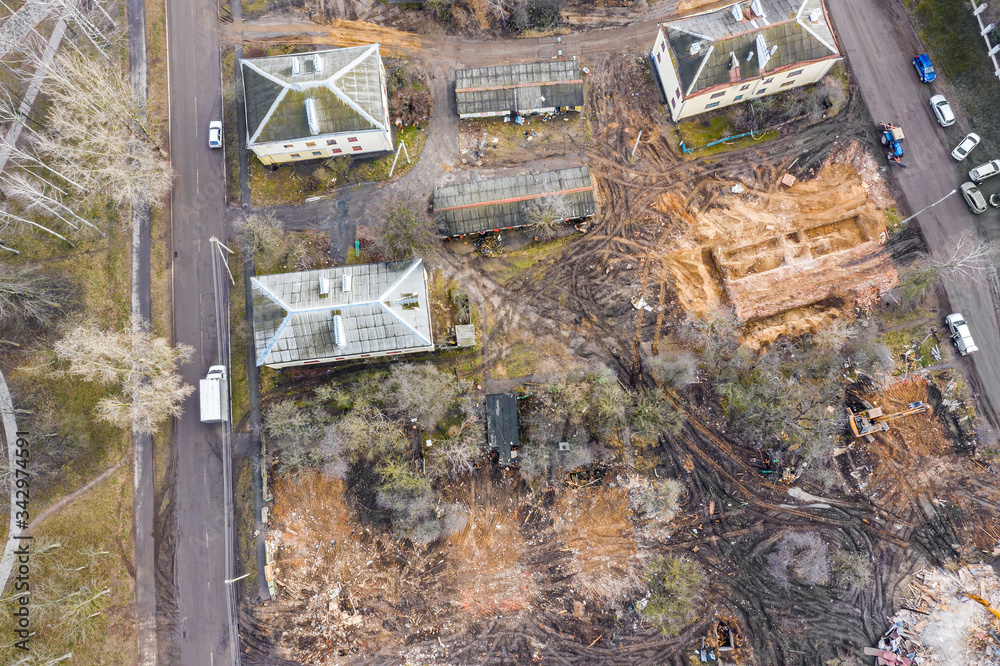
(30, 457), (129, 530)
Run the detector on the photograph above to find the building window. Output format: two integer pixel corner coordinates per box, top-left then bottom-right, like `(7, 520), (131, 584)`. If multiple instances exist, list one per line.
(780, 80), (796, 87)
(332, 148), (342, 154)
(352, 146), (363, 151)
(283, 144), (294, 148)
(306, 141), (316, 147)
(787, 69), (804, 77)
(705, 102), (720, 109)
(739, 84), (751, 91)
(710, 91), (726, 99)
(290, 153), (301, 158)
(656, 53), (661, 63)
(757, 88), (767, 94)
(348, 137), (358, 143)
(670, 98), (676, 109)
(734, 94), (744, 101)
(763, 77), (774, 84)
(660, 42), (666, 52)
(675, 89), (682, 100)
(312, 151), (322, 156)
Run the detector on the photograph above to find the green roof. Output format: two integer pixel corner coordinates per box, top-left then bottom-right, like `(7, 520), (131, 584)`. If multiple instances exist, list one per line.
(240, 44), (388, 146)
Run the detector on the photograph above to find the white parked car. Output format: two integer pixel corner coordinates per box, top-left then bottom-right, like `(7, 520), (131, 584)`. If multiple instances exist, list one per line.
(945, 313), (978, 356)
(208, 121), (223, 149)
(961, 182), (987, 214)
(951, 133), (980, 161)
(929, 95), (955, 127)
(969, 159), (1000, 184)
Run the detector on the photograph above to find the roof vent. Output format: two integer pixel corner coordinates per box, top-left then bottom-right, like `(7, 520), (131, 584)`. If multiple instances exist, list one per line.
(313, 53), (323, 74)
(558, 442), (571, 452)
(689, 42), (702, 56)
(291, 57), (301, 77)
(305, 98), (319, 136)
(809, 8), (822, 23)
(333, 314), (345, 346)
(342, 274), (352, 292)
(730, 3), (743, 22)
(756, 34), (771, 69)
(749, 0), (763, 17)
(319, 277), (330, 297)
(394, 293), (420, 309)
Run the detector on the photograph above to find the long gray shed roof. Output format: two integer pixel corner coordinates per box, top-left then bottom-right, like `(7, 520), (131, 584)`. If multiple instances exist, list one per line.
(433, 166), (595, 237)
(486, 393), (518, 466)
(662, 0), (838, 96)
(240, 44), (388, 146)
(251, 259), (432, 367)
(455, 61), (584, 116)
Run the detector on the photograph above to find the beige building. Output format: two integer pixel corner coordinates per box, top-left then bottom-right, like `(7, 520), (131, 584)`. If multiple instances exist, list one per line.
(651, 0), (841, 122)
(240, 44), (393, 165)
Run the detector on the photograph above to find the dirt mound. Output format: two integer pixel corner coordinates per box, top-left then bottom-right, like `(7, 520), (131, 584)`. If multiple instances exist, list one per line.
(663, 157), (897, 344)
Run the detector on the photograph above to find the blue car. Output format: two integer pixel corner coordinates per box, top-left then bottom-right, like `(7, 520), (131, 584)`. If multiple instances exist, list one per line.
(913, 54), (935, 83)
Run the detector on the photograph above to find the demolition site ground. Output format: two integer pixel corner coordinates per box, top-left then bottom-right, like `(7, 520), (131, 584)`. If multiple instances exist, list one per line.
(235, 37), (1000, 666)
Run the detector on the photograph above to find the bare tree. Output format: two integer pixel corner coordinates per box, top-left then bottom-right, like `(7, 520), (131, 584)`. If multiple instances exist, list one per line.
(525, 194), (571, 241)
(0, 261), (73, 332)
(52, 319), (195, 434)
(234, 211), (288, 272)
(27, 51), (173, 210)
(900, 233), (1000, 302)
(384, 363), (456, 430)
(375, 191), (432, 260)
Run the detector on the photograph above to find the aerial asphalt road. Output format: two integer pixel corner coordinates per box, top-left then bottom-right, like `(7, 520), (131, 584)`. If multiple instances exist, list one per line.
(829, 0), (1000, 435)
(165, 0), (232, 660)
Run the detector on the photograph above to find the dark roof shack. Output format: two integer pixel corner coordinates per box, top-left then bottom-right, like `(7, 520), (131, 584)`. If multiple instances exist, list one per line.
(486, 393), (519, 466)
(433, 166), (595, 238)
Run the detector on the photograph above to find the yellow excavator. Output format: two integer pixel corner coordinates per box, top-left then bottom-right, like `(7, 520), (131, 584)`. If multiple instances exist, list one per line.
(847, 400), (930, 441)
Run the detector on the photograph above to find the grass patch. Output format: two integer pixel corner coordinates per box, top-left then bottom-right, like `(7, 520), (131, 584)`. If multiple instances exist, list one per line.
(902, 0), (1000, 157)
(479, 235), (575, 285)
(880, 321), (946, 372)
(223, 48), (240, 205)
(0, 467), (137, 663)
(248, 125), (428, 207)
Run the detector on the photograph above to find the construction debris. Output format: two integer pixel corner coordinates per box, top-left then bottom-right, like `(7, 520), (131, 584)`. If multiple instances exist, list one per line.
(875, 565), (1000, 665)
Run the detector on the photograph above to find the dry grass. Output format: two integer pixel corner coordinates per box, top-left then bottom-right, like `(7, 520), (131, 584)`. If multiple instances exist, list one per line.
(444, 480), (536, 616)
(552, 486), (641, 604)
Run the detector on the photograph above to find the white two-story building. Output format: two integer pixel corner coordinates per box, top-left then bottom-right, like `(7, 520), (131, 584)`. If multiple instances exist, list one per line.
(651, 0), (841, 122)
(240, 44), (393, 165)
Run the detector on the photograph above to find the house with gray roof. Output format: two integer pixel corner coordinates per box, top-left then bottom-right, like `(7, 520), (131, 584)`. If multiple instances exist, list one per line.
(455, 61), (584, 119)
(650, 0), (840, 122)
(251, 259), (433, 368)
(240, 44), (393, 165)
(433, 166), (595, 238)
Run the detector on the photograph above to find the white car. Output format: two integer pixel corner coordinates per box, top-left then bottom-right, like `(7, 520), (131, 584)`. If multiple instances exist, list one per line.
(945, 313), (978, 356)
(961, 182), (987, 214)
(929, 95), (955, 127)
(208, 121), (223, 149)
(969, 159), (1000, 183)
(951, 133), (980, 161)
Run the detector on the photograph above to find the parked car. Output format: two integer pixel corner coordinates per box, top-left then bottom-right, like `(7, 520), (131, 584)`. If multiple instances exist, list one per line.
(961, 182), (987, 214)
(969, 159), (1000, 184)
(945, 313), (978, 356)
(951, 133), (981, 161)
(913, 54), (936, 83)
(929, 95), (955, 127)
(208, 121), (223, 149)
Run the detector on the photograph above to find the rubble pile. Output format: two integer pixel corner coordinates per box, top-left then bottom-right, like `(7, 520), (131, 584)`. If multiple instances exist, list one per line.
(873, 565), (1000, 665)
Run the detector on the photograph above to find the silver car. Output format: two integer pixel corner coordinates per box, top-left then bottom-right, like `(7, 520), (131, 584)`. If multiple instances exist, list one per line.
(961, 182), (987, 214)
(929, 95), (955, 127)
(969, 159), (1000, 183)
(951, 133), (980, 161)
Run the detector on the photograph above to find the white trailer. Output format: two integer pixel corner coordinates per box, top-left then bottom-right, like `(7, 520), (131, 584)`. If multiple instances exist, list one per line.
(200, 365), (229, 423)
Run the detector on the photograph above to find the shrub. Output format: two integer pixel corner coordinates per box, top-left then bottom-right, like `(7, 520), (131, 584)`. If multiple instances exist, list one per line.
(385, 363), (457, 431)
(642, 556), (703, 636)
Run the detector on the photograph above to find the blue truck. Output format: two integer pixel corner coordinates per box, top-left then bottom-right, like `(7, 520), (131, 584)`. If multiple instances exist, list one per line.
(878, 122), (905, 165)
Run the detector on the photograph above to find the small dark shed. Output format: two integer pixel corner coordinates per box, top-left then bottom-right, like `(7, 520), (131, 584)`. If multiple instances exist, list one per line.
(486, 393), (519, 466)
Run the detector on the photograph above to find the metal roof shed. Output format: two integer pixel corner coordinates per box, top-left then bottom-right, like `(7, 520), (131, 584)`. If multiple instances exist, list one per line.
(455, 61), (584, 118)
(433, 166), (596, 238)
(486, 393), (519, 466)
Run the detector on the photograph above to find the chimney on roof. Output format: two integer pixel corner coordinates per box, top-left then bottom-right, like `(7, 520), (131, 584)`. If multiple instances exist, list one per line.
(749, 0), (763, 17)
(809, 8), (822, 23)
(689, 42), (702, 56)
(332, 314), (345, 346)
(291, 57), (301, 77)
(342, 274), (352, 292)
(305, 98), (319, 136)
(730, 3), (743, 22)
(319, 277), (330, 297)
(313, 53), (323, 74)
(729, 52), (741, 82)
